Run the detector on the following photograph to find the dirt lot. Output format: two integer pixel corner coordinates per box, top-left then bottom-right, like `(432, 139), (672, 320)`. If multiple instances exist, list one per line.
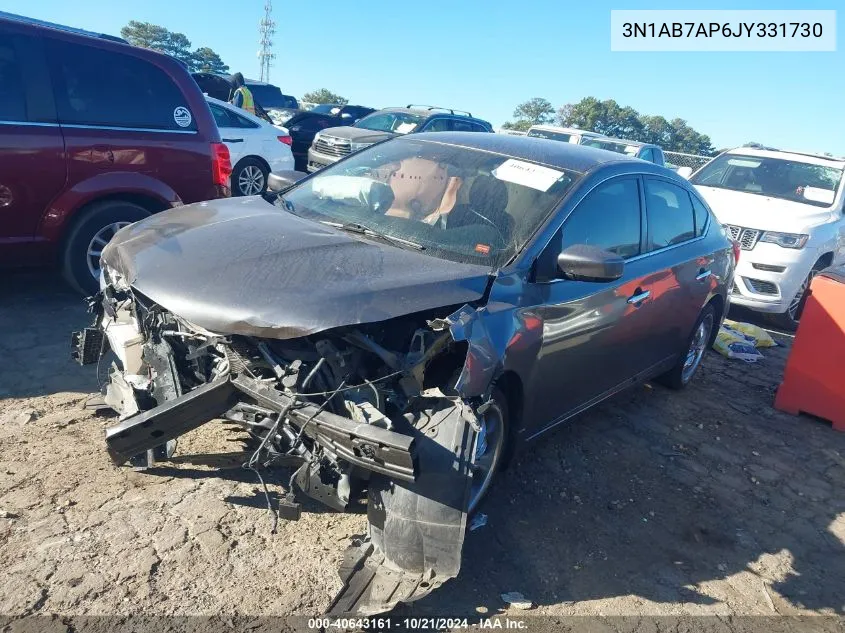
(1, 271), (844, 621)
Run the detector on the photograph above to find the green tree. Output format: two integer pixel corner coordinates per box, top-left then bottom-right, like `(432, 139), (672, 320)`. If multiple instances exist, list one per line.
(192, 47), (229, 73)
(121, 21), (227, 72)
(302, 89), (349, 105)
(557, 96), (715, 155)
(502, 97), (554, 131)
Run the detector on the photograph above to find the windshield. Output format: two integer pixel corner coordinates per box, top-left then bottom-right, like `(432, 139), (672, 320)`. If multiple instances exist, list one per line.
(278, 138), (581, 268)
(691, 154), (843, 208)
(312, 104), (341, 115)
(354, 111), (424, 134)
(581, 138), (641, 156)
(528, 129), (572, 143)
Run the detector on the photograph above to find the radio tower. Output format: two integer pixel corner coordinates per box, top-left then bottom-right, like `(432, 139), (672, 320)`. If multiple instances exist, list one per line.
(257, 1), (276, 82)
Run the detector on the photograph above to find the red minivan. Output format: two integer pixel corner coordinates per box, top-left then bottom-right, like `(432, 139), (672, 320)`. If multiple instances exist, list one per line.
(0, 12), (232, 294)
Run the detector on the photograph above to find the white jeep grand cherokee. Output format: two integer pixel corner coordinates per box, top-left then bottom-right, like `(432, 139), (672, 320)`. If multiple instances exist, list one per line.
(691, 147), (844, 330)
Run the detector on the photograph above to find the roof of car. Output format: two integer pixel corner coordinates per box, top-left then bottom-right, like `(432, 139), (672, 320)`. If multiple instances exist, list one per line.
(408, 132), (642, 173)
(528, 125), (603, 137)
(377, 106), (489, 124)
(584, 136), (657, 149)
(0, 10), (127, 43)
(725, 147), (845, 168)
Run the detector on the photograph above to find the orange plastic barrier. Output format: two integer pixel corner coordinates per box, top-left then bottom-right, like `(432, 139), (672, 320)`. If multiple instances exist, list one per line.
(774, 265), (845, 432)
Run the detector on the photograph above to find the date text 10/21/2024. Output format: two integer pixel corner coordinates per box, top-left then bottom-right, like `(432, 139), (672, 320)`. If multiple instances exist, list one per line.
(307, 617), (529, 630)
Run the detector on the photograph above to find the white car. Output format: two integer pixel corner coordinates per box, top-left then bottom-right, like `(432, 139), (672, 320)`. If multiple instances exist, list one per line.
(691, 147), (845, 329)
(205, 97), (295, 196)
(526, 124), (603, 144)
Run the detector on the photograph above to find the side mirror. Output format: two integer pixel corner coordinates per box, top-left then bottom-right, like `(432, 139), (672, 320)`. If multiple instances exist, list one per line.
(676, 166), (693, 179)
(267, 170), (308, 193)
(557, 244), (624, 282)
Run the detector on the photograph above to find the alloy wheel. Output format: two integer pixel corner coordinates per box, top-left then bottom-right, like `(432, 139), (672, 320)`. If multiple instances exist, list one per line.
(238, 165), (265, 195)
(681, 313), (714, 384)
(469, 400), (505, 514)
(787, 269), (818, 322)
(86, 222), (131, 281)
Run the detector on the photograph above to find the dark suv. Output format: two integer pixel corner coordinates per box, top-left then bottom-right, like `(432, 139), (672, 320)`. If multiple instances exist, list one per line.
(306, 105), (493, 172)
(0, 12), (231, 294)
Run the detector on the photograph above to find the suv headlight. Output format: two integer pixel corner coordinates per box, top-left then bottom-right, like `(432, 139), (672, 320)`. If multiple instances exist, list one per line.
(759, 232), (809, 249)
(349, 141), (372, 152)
(312, 133), (322, 146)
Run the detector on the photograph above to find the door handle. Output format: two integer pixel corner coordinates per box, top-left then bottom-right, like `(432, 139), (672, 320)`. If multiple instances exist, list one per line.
(696, 269), (713, 281)
(222, 138), (243, 143)
(627, 289), (651, 305)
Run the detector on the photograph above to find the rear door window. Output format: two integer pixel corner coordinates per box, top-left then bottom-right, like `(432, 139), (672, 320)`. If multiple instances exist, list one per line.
(562, 177), (642, 258)
(644, 179), (696, 249)
(0, 39), (26, 122)
(47, 39), (196, 131)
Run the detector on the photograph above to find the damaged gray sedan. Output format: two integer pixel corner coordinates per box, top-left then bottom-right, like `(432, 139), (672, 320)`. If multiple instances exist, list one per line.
(72, 132), (734, 615)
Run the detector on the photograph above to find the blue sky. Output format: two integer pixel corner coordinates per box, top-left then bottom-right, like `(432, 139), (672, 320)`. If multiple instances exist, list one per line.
(2, 0), (842, 154)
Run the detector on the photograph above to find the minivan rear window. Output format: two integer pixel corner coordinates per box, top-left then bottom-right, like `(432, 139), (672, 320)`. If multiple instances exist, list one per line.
(0, 40), (26, 122)
(47, 39), (197, 132)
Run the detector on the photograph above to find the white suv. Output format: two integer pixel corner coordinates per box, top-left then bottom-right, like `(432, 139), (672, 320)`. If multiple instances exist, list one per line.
(691, 147), (845, 329)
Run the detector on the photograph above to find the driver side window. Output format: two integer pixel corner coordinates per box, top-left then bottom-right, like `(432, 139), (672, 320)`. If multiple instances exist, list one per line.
(561, 177), (642, 259)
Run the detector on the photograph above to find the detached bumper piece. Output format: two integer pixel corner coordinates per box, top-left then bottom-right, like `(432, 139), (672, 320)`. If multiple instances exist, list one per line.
(105, 378), (240, 465)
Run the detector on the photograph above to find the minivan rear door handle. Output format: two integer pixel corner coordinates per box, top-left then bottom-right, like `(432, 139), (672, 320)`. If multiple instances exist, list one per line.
(627, 289), (651, 305)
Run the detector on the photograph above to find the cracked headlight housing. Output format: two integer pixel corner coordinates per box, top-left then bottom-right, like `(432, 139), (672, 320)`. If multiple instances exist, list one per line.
(759, 231), (809, 249)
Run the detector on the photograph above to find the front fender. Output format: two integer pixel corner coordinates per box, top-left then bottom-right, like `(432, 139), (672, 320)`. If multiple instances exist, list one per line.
(38, 172), (181, 243)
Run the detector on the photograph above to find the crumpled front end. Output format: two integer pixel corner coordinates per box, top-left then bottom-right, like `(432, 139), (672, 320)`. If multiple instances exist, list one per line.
(72, 267), (497, 615)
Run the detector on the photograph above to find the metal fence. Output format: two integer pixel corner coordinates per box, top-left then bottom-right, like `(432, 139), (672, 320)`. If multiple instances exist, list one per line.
(664, 151), (712, 172)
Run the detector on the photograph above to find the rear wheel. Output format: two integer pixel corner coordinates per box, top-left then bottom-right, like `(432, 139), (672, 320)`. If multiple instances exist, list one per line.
(232, 158), (269, 196)
(61, 200), (150, 295)
(656, 304), (715, 390)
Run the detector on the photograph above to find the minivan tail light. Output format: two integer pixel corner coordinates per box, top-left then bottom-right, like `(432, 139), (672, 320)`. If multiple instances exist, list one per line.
(211, 142), (232, 186)
(278, 135), (292, 146)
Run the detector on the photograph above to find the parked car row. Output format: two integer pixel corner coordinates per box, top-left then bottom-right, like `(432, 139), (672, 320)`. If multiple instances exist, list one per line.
(2, 11), (842, 334)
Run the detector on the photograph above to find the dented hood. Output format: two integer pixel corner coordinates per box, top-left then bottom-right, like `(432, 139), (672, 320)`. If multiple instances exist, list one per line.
(101, 197), (491, 338)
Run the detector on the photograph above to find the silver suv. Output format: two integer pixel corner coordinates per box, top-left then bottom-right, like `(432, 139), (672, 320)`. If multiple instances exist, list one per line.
(306, 105), (492, 172)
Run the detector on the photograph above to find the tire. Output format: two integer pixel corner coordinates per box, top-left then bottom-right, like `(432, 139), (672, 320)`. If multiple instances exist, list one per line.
(61, 200), (150, 295)
(767, 261), (826, 332)
(656, 304), (716, 390)
(232, 158), (269, 196)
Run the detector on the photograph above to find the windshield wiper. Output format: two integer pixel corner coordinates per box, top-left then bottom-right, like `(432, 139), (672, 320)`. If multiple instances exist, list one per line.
(318, 221), (425, 251)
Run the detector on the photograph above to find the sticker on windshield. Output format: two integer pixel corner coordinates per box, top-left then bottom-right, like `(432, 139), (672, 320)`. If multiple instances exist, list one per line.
(173, 106), (192, 128)
(802, 186), (835, 205)
(492, 159), (564, 192)
(474, 243), (491, 255)
(395, 122), (416, 134)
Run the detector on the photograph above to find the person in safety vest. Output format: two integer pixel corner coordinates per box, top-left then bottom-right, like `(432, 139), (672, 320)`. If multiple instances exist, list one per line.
(230, 73), (255, 114)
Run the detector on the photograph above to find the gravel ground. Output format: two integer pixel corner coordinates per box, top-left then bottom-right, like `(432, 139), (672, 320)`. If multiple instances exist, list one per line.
(1, 272), (844, 621)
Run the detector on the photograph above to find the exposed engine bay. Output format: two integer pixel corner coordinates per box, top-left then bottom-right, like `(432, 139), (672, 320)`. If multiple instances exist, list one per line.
(73, 271), (495, 616)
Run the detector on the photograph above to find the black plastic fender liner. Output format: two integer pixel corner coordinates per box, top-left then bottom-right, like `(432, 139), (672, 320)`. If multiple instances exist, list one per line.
(328, 397), (475, 615)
